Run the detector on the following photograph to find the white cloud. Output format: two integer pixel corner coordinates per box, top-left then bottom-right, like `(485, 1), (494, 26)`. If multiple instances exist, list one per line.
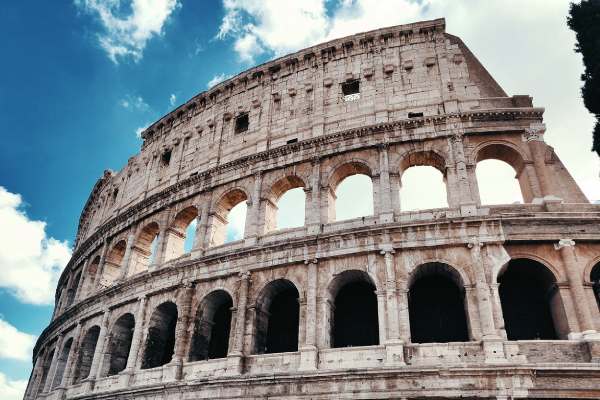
(0, 372), (27, 400)
(169, 93), (177, 107)
(120, 95), (149, 111)
(0, 318), (36, 362)
(0, 187), (71, 305)
(76, 0), (180, 63)
(216, 0), (600, 202)
(207, 73), (233, 89)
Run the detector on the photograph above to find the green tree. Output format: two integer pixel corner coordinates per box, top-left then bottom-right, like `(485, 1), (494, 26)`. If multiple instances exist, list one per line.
(568, 0), (600, 156)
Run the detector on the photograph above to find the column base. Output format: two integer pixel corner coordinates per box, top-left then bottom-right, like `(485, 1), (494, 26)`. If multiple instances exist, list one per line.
(378, 212), (394, 224)
(299, 345), (318, 371)
(81, 378), (95, 393)
(306, 224), (321, 235)
(460, 203), (478, 217)
(586, 339), (600, 363)
(482, 338), (507, 363)
(244, 236), (257, 246)
(224, 353), (244, 376)
(384, 339), (406, 366)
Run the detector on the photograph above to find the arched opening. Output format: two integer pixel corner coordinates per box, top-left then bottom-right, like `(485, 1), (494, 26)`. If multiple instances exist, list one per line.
(409, 263), (469, 343)
(65, 270), (82, 308)
(73, 326), (100, 383)
(254, 279), (300, 354)
(592, 263), (600, 310)
(142, 302), (178, 369)
(399, 151), (448, 211)
(129, 222), (160, 276)
(36, 348), (54, 395)
(210, 189), (248, 246)
(104, 313), (135, 377)
(83, 256), (101, 298)
(400, 166), (448, 211)
(100, 240), (126, 288)
(498, 258), (563, 340)
(330, 270), (379, 348)
(476, 144), (529, 203)
(330, 162), (374, 221)
(476, 159), (523, 205)
(164, 206), (199, 261)
(51, 337), (73, 389)
(264, 176), (306, 232)
(189, 290), (233, 361)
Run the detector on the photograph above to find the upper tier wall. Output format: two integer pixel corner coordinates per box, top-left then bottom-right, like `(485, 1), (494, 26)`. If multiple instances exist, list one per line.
(75, 18), (514, 248)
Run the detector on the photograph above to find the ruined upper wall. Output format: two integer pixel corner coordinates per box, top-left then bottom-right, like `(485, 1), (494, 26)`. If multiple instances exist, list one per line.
(74, 18), (531, 248)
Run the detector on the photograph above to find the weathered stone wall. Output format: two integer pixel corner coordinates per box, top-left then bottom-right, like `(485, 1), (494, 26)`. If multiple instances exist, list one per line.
(27, 18), (600, 400)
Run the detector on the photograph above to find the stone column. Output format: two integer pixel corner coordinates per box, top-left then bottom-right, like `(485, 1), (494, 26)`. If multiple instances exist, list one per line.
(173, 283), (195, 379)
(191, 206), (207, 253)
(490, 283), (507, 339)
(377, 144), (394, 223)
(125, 296), (148, 376)
(381, 246), (406, 365)
(244, 173), (263, 245)
(524, 123), (560, 200)
(307, 157), (322, 234)
(150, 224), (169, 270)
(226, 271), (250, 375)
(449, 132), (477, 214)
(555, 239), (597, 337)
(87, 310), (110, 386)
(74, 258), (91, 302)
(376, 290), (387, 345)
(93, 239), (111, 292)
(62, 323), (83, 387)
(299, 259), (318, 370)
(43, 334), (64, 393)
(467, 240), (499, 339)
(119, 231), (136, 280)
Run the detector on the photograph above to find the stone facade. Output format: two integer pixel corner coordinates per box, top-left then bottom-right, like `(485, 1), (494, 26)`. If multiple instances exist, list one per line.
(25, 18), (600, 400)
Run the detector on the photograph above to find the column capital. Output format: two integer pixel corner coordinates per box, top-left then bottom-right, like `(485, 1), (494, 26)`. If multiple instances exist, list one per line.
(304, 258), (318, 265)
(555, 238), (575, 250)
(522, 122), (546, 142)
(466, 237), (484, 249)
(238, 271), (251, 281)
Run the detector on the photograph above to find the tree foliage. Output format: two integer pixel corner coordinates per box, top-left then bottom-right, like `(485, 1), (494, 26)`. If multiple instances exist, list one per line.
(568, 0), (600, 156)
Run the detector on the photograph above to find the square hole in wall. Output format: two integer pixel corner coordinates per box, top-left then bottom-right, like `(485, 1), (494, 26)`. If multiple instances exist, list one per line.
(161, 149), (172, 166)
(235, 113), (249, 133)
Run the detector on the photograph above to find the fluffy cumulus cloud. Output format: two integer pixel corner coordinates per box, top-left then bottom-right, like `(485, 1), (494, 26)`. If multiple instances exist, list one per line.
(0, 187), (71, 305)
(207, 72), (232, 89)
(216, 0), (600, 203)
(75, 0), (180, 63)
(0, 372), (27, 400)
(0, 318), (36, 362)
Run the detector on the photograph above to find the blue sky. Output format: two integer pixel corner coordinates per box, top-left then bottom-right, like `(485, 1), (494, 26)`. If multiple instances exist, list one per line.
(0, 1), (598, 399)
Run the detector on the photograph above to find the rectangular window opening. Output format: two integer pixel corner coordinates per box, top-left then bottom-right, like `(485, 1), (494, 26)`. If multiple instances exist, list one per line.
(235, 113), (249, 134)
(408, 112), (424, 118)
(342, 80), (360, 102)
(287, 138), (298, 144)
(161, 150), (172, 166)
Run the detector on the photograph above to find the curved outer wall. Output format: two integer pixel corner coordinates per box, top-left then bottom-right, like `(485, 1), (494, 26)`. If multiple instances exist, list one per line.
(26, 18), (600, 400)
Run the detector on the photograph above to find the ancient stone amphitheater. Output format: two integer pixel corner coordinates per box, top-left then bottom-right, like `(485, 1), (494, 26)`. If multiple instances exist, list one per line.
(25, 18), (600, 400)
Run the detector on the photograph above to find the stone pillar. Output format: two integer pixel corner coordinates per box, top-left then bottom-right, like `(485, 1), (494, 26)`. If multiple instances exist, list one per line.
(173, 283), (195, 379)
(299, 259), (318, 370)
(555, 239), (597, 337)
(93, 239), (110, 292)
(464, 286), (483, 341)
(191, 207), (207, 253)
(307, 157), (322, 234)
(376, 290), (387, 345)
(467, 240), (499, 339)
(150, 225), (169, 270)
(244, 172), (263, 245)
(380, 246), (406, 365)
(119, 231), (136, 280)
(62, 323), (83, 387)
(43, 333), (64, 393)
(450, 133), (477, 215)
(226, 271), (250, 375)
(125, 296), (148, 376)
(490, 283), (507, 339)
(524, 123), (560, 200)
(377, 144), (394, 223)
(74, 258), (91, 303)
(87, 310), (110, 386)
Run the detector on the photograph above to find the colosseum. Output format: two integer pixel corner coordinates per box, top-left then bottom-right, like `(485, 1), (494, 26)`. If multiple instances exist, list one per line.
(24, 18), (600, 400)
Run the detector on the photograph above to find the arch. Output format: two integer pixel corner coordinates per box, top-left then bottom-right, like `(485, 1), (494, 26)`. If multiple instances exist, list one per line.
(408, 262), (469, 343)
(103, 313), (135, 377)
(129, 222), (160, 276)
(73, 325), (100, 383)
(210, 188), (249, 246)
(165, 206), (199, 261)
(474, 142), (531, 203)
(498, 258), (564, 340)
(591, 262), (600, 310)
(254, 279), (300, 354)
(83, 255), (101, 297)
(329, 270), (379, 347)
(101, 240), (126, 287)
(189, 290), (233, 361)
(51, 337), (73, 389)
(142, 301), (178, 369)
(36, 347), (54, 395)
(264, 175), (306, 232)
(398, 149), (447, 177)
(398, 150), (449, 211)
(65, 270), (82, 308)
(328, 161), (374, 222)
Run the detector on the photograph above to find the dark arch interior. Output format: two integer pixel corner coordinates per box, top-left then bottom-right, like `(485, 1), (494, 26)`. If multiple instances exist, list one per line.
(592, 263), (600, 310)
(499, 259), (558, 340)
(73, 326), (100, 383)
(333, 279), (379, 348)
(409, 265), (469, 343)
(255, 280), (299, 354)
(107, 313), (135, 376)
(189, 291), (233, 361)
(51, 338), (73, 389)
(37, 349), (54, 395)
(142, 302), (178, 369)
(65, 271), (82, 308)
